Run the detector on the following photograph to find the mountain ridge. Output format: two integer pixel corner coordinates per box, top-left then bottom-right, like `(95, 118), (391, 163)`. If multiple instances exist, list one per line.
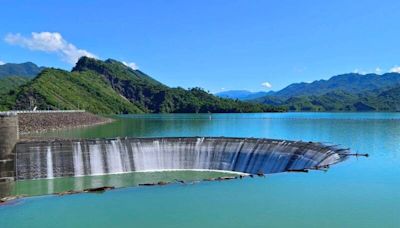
(215, 90), (272, 100)
(270, 72), (400, 98)
(0, 62), (45, 79)
(253, 72), (400, 111)
(1, 57), (283, 114)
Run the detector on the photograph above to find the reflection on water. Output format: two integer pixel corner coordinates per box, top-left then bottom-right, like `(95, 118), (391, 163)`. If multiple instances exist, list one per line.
(0, 171), (238, 198)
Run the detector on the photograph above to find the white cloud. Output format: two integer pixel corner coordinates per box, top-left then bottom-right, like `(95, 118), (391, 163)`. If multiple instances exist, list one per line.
(261, 81), (272, 89)
(390, 66), (400, 73)
(375, 67), (382, 74)
(0, 60), (4, 65)
(4, 32), (97, 64)
(353, 69), (368, 75)
(122, 61), (139, 70)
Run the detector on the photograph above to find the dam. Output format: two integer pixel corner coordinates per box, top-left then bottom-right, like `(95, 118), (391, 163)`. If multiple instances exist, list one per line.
(14, 137), (349, 180)
(0, 111), (352, 181)
(0, 112), (18, 182)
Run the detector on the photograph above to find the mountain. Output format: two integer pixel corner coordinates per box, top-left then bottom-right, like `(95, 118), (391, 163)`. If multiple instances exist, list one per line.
(0, 62), (45, 78)
(215, 90), (271, 100)
(253, 72), (400, 111)
(265, 72), (400, 99)
(0, 76), (29, 94)
(12, 68), (144, 114)
(216, 90), (253, 99)
(0, 76), (30, 111)
(275, 89), (400, 112)
(243, 91), (275, 100)
(2, 57), (283, 113)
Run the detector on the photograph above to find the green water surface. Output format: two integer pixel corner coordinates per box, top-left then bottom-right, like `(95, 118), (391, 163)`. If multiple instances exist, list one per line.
(0, 171), (238, 197)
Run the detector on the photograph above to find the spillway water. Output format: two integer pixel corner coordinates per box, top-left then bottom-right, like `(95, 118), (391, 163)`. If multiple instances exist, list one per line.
(46, 146), (53, 179)
(15, 137), (348, 180)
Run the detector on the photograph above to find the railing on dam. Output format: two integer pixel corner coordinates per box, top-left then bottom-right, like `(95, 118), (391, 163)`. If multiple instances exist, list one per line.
(0, 110), (86, 115)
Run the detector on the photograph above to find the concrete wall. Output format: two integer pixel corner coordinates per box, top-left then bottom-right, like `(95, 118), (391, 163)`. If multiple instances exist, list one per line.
(0, 113), (19, 182)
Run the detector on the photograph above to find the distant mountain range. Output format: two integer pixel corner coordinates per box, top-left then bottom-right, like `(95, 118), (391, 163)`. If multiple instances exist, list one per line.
(0, 58), (282, 114)
(3, 59), (400, 112)
(215, 90), (272, 100)
(215, 90), (269, 101)
(252, 72), (400, 111)
(0, 62), (45, 79)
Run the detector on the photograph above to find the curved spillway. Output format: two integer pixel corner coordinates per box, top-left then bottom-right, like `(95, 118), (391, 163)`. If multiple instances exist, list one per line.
(15, 137), (350, 180)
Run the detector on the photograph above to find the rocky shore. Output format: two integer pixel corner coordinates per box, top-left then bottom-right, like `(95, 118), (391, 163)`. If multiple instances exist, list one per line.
(18, 112), (113, 135)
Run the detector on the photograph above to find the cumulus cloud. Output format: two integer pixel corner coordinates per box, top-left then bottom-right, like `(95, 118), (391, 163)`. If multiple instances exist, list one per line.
(0, 60), (4, 65)
(4, 32), (97, 64)
(261, 81), (272, 89)
(122, 61), (139, 70)
(390, 66), (400, 73)
(375, 67), (382, 74)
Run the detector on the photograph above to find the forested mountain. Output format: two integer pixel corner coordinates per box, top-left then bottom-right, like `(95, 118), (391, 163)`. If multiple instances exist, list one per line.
(0, 76), (30, 111)
(253, 72), (400, 111)
(0, 62), (45, 79)
(269, 73), (400, 99)
(0, 57), (283, 113)
(7, 58), (400, 113)
(0, 76), (29, 93)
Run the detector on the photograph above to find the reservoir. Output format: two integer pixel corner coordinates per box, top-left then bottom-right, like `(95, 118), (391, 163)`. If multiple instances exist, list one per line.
(1, 113), (398, 228)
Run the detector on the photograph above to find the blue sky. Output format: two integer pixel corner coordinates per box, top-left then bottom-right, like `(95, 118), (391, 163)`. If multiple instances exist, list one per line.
(1, 0), (400, 92)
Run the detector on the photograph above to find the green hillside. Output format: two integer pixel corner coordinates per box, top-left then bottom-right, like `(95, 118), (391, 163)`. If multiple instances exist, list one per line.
(0, 76), (29, 94)
(70, 57), (282, 113)
(13, 69), (144, 114)
(1, 57), (283, 114)
(0, 76), (30, 111)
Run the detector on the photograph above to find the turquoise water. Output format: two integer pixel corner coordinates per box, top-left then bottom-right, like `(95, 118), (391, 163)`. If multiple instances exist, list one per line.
(2, 113), (400, 227)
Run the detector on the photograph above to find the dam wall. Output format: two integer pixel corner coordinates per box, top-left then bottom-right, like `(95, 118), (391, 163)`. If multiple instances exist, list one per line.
(15, 137), (349, 180)
(0, 113), (19, 182)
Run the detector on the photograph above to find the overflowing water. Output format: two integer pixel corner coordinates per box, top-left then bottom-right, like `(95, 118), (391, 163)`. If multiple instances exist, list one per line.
(72, 142), (84, 176)
(46, 147), (53, 179)
(15, 137), (348, 180)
